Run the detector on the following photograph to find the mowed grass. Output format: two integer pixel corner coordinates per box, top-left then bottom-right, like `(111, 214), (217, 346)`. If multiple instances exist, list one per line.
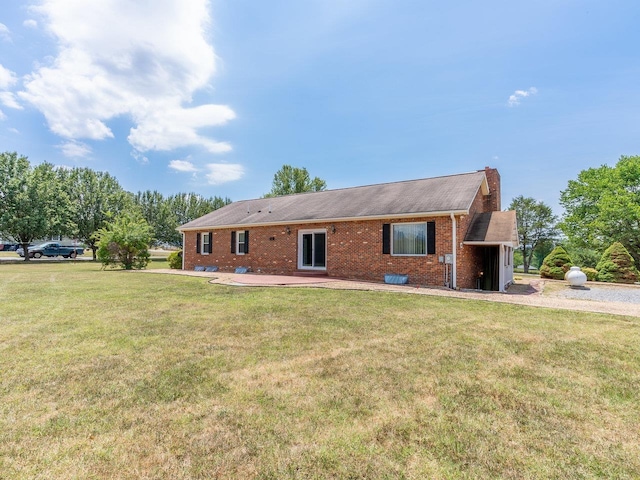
(1, 263), (639, 479)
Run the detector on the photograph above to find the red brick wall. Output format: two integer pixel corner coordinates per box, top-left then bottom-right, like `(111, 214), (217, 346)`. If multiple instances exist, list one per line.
(182, 170), (501, 289)
(481, 166), (501, 211)
(185, 217), (453, 286)
(456, 183), (488, 288)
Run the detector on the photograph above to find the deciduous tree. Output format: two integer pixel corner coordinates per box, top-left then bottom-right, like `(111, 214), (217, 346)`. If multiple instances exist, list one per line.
(560, 155), (640, 263)
(61, 167), (131, 260)
(0, 152), (71, 261)
(508, 195), (558, 273)
(264, 165), (326, 197)
(133, 191), (230, 246)
(96, 213), (153, 270)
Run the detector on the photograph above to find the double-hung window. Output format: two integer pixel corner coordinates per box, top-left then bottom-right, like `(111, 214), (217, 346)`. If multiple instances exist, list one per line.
(237, 231), (246, 254)
(197, 232), (212, 254)
(202, 233), (211, 254)
(231, 230), (249, 254)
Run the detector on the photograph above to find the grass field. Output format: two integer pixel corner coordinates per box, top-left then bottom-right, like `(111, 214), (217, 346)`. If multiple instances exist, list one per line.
(1, 262), (639, 479)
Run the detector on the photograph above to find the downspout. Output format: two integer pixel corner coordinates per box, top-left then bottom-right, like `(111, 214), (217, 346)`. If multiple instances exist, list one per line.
(181, 232), (185, 270)
(499, 245), (504, 292)
(450, 213), (457, 289)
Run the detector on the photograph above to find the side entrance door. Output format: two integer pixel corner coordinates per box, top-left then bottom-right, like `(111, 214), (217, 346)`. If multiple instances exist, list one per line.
(298, 229), (326, 270)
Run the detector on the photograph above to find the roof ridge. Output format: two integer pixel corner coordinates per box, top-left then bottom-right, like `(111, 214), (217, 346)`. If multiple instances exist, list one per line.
(253, 170), (484, 202)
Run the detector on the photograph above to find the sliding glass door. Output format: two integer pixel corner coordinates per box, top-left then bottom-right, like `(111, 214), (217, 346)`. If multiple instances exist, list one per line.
(299, 230), (326, 270)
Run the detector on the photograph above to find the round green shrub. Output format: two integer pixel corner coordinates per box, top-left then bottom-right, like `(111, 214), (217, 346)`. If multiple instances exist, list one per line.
(582, 267), (598, 281)
(595, 242), (638, 284)
(539, 246), (572, 280)
(168, 250), (183, 269)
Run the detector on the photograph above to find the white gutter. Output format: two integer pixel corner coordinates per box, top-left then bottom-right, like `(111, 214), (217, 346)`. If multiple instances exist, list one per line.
(450, 213), (457, 289)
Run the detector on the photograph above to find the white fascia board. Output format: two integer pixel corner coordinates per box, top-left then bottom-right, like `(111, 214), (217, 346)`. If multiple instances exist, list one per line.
(463, 241), (516, 247)
(178, 210), (470, 232)
(462, 176), (489, 212)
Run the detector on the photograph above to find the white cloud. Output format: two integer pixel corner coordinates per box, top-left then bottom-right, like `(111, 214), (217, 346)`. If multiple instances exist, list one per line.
(23, 19), (38, 29)
(169, 159), (199, 173)
(18, 0), (235, 154)
(205, 163), (245, 185)
(0, 64), (17, 89)
(128, 104), (235, 153)
(508, 87), (538, 107)
(0, 23), (10, 41)
(58, 140), (92, 158)
(131, 150), (149, 165)
(0, 109), (6, 121)
(0, 92), (23, 110)
(169, 159), (244, 185)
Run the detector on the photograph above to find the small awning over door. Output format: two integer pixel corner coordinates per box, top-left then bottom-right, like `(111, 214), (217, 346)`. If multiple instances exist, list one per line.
(463, 211), (518, 292)
(463, 211), (518, 246)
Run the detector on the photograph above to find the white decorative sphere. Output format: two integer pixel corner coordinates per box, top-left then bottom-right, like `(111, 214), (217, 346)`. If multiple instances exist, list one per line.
(566, 266), (587, 287)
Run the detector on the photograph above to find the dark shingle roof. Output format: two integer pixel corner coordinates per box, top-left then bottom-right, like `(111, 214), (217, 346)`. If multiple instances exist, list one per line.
(180, 170), (488, 230)
(464, 211), (518, 244)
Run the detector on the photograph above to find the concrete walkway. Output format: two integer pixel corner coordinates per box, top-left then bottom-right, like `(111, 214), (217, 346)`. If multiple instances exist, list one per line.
(140, 269), (640, 319)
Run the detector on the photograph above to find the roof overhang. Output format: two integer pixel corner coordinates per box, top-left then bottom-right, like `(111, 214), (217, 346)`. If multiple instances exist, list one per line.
(178, 209), (470, 232)
(463, 211), (519, 247)
(463, 241), (517, 247)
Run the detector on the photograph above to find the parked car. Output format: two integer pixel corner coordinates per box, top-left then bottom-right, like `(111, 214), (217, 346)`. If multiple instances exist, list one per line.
(17, 242), (85, 259)
(0, 243), (18, 251)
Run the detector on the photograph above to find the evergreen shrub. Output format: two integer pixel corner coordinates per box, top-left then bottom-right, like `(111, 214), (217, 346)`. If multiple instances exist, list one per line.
(539, 246), (572, 280)
(582, 267), (598, 281)
(595, 242), (638, 284)
(168, 250), (182, 269)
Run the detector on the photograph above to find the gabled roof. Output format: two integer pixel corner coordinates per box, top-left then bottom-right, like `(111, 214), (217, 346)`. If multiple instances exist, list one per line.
(463, 211), (518, 245)
(179, 170), (489, 231)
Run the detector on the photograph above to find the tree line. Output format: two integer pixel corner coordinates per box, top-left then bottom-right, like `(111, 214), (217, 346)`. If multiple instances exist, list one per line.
(6, 147), (636, 279)
(511, 154), (640, 281)
(0, 152), (230, 261)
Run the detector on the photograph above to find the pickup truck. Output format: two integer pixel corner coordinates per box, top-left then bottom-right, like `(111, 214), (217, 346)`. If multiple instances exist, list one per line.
(17, 242), (85, 259)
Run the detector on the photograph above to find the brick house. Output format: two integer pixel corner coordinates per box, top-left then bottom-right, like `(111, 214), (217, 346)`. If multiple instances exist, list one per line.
(178, 167), (518, 291)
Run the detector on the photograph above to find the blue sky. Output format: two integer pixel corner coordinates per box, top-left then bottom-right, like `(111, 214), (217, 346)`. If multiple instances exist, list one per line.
(1, 0), (638, 214)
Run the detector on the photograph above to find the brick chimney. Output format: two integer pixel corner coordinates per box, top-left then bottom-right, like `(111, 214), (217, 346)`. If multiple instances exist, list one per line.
(481, 166), (501, 212)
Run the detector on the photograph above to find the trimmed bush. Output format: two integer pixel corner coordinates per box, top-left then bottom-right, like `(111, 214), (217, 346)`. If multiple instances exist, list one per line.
(168, 250), (182, 269)
(96, 214), (152, 270)
(540, 246), (572, 280)
(596, 242), (638, 284)
(582, 267), (598, 281)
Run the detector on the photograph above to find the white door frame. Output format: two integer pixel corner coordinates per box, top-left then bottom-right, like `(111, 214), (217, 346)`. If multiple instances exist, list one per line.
(298, 229), (327, 270)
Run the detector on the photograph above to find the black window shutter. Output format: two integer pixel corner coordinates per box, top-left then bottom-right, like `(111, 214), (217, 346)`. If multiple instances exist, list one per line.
(427, 221), (436, 254)
(208, 231), (213, 253)
(196, 233), (201, 254)
(230, 231), (236, 254)
(244, 230), (249, 253)
(382, 224), (390, 254)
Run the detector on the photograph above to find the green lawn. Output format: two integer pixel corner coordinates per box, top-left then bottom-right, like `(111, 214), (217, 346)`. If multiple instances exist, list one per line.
(1, 263), (639, 479)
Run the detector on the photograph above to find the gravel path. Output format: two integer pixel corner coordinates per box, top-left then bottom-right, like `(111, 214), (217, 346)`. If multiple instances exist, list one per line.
(140, 270), (640, 318)
(553, 283), (640, 304)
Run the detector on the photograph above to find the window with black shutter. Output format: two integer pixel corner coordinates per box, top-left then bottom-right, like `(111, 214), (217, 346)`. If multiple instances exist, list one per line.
(382, 224), (391, 254)
(427, 222), (436, 254)
(384, 221), (436, 256)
